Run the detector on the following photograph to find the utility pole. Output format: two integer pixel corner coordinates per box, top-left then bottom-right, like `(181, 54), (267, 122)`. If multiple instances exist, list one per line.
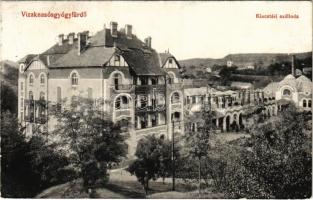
(172, 120), (175, 191)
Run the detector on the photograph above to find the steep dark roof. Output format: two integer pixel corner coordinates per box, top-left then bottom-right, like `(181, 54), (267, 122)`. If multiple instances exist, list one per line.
(42, 39), (78, 55)
(52, 47), (115, 68)
(23, 27), (167, 76)
(122, 48), (165, 76)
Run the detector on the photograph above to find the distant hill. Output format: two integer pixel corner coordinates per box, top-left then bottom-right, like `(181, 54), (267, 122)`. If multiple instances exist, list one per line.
(0, 60), (19, 113)
(179, 52), (312, 70)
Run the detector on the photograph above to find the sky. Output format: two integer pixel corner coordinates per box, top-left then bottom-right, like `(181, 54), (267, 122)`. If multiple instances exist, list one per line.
(0, 1), (312, 62)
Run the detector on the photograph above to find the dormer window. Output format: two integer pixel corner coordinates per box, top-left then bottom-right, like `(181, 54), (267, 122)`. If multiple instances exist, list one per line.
(114, 55), (120, 62)
(71, 72), (78, 86)
(29, 74), (34, 85)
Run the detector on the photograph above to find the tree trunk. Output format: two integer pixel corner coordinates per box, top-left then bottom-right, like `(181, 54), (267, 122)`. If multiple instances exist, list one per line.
(198, 158), (201, 198)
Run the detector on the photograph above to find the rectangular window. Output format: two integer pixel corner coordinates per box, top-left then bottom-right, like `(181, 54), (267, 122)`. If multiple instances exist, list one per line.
(57, 87), (62, 111)
(20, 82), (24, 90)
(21, 98), (24, 108)
(169, 59), (173, 64)
(192, 96), (196, 104)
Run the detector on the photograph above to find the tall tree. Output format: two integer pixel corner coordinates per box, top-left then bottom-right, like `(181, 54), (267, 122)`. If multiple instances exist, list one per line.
(49, 97), (128, 189)
(244, 104), (312, 198)
(127, 135), (173, 195)
(183, 109), (215, 196)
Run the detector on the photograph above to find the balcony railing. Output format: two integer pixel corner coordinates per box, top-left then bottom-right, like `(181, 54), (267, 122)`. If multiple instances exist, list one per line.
(111, 84), (134, 93)
(136, 105), (166, 112)
(167, 83), (183, 90)
(24, 114), (46, 124)
(115, 109), (131, 118)
(135, 84), (166, 93)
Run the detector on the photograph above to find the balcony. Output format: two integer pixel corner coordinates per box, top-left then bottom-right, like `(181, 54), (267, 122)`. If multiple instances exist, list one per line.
(115, 109), (131, 118)
(167, 83), (183, 90)
(135, 84), (166, 94)
(111, 84), (134, 93)
(136, 105), (166, 113)
(24, 114), (46, 124)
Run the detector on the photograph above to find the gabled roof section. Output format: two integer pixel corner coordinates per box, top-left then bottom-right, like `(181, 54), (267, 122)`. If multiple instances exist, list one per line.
(159, 52), (173, 64)
(23, 55), (48, 71)
(18, 54), (37, 65)
(159, 52), (181, 69)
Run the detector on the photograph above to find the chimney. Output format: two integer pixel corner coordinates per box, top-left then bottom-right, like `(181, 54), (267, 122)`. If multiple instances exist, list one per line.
(83, 31), (89, 43)
(291, 55), (295, 76)
(144, 36), (152, 48)
(68, 32), (75, 45)
(125, 24), (132, 39)
(103, 23), (107, 47)
(110, 21), (118, 37)
(58, 34), (64, 46)
(77, 32), (88, 55)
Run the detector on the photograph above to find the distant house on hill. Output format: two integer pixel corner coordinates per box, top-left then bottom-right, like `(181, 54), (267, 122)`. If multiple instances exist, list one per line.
(205, 66), (212, 73)
(226, 60), (233, 67)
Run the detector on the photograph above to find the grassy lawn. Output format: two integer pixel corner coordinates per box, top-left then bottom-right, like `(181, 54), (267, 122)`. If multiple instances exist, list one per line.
(36, 168), (224, 198)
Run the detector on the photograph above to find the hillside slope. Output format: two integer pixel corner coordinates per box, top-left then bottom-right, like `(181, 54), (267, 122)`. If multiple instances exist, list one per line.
(179, 52), (312, 69)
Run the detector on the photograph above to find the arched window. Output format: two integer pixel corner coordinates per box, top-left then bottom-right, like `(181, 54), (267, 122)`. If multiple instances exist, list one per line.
(303, 99), (307, 107)
(308, 100), (312, 108)
(168, 73), (174, 84)
(171, 92), (180, 104)
(29, 91), (33, 100)
(71, 72), (78, 85)
(283, 89), (291, 96)
(40, 74), (45, 84)
(113, 73), (122, 90)
(39, 92), (45, 100)
(29, 74), (34, 85)
(115, 96), (129, 110)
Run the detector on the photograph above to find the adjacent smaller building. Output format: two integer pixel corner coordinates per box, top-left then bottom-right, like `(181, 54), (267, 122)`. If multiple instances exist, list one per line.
(263, 74), (312, 111)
